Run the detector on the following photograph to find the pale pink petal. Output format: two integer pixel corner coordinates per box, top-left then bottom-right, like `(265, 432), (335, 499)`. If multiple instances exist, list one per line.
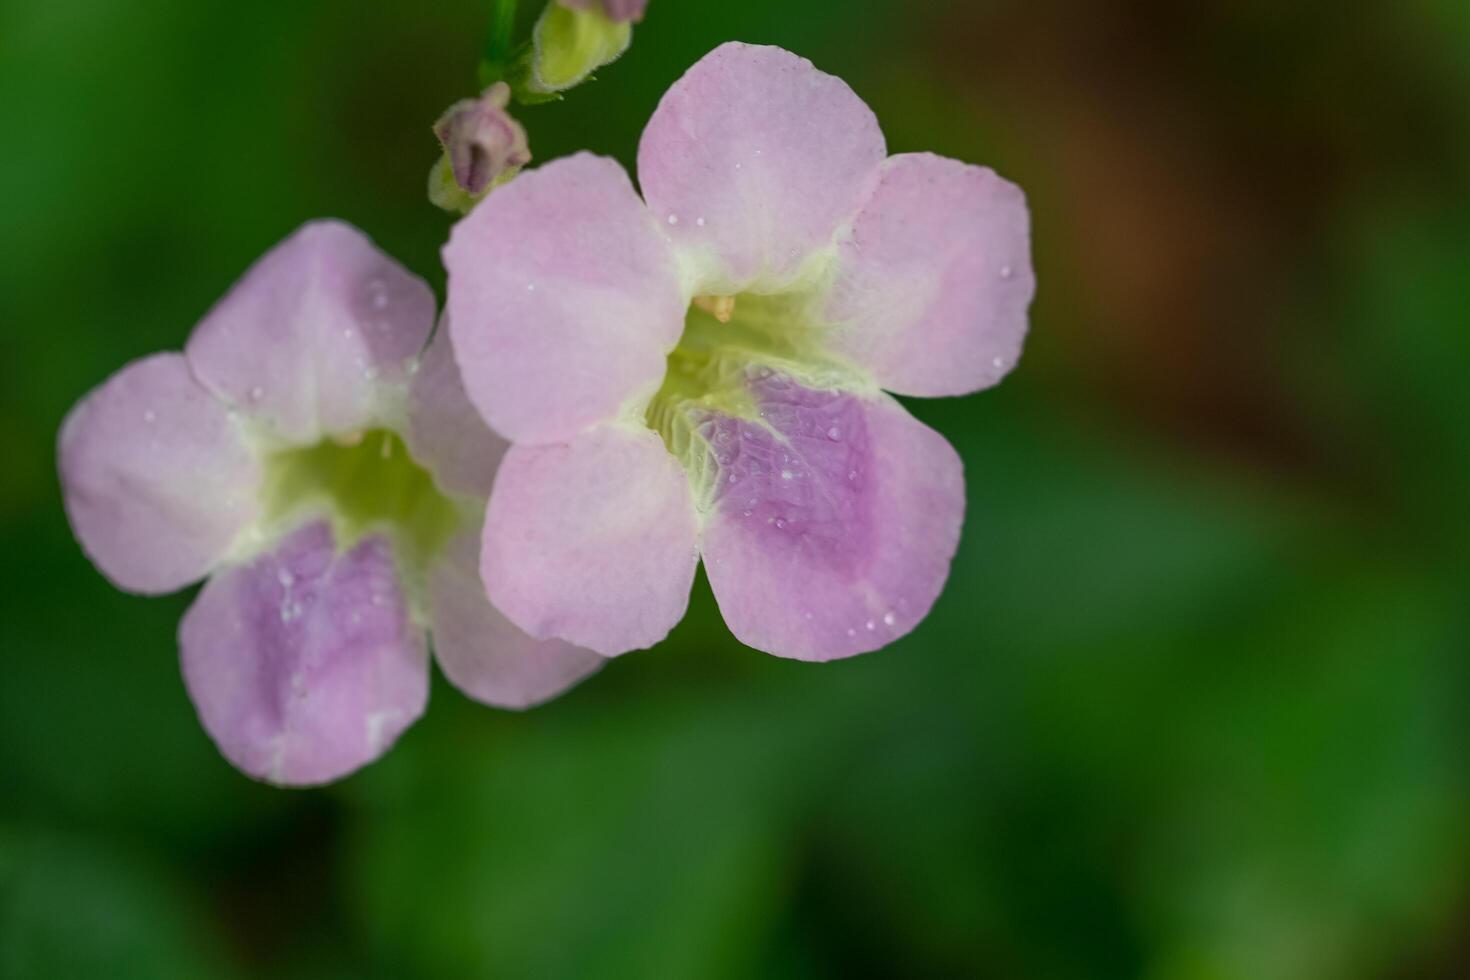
(824, 153), (1035, 396)
(637, 42), (886, 291)
(186, 220), (436, 445)
(429, 527), (605, 709)
(405, 321), (507, 499)
(179, 522), (429, 787)
(58, 353), (262, 595)
(700, 373), (965, 661)
(480, 424), (698, 656)
(445, 153), (685, 445)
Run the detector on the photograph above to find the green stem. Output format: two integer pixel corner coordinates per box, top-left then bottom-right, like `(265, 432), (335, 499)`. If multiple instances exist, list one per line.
(482, 0), (521, 77)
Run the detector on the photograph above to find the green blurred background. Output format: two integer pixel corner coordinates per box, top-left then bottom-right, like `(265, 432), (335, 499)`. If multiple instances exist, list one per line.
(3, 0), (1469, 977)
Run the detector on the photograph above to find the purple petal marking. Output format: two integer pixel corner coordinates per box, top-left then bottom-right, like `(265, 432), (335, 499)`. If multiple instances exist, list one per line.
(700, 372), (966, 661)
(179, 522), (429, 786)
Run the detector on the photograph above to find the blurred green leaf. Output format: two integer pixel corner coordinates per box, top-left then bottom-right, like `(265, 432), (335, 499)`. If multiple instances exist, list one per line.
(0, 827), (233, 980)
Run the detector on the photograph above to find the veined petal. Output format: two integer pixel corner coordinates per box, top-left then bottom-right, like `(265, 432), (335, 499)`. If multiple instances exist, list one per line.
(637, 42), (886, 292)
(700, 375), (965, 661)
(179, 522), (429, 787)
(58, 353), (262, 594)
(186, 220), (436, 446)
(429, 527), (605, 709)
(480, 424), (698, 656)
(824, 153), (1035, 396)
(406, 320), (507, 499)
(445, 153), (685, 445)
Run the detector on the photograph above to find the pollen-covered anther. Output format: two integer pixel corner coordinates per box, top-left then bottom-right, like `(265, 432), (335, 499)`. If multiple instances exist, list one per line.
(693, 294), (737, 323)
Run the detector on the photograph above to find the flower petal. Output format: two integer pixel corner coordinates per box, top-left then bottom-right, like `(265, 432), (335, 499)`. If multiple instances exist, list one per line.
(58, 353), (262, 594)
(480, 424), (698, 656)
(824, 153), (1035, 397)
(699, 375), (965, 661)
(637, 42), (886, 292)
(445, 153), (685, 446)
(429, 527), (605, 709)
(179, 522), (429, 786)
(405, 320), (508, 499)
(186, 220), (436, 445)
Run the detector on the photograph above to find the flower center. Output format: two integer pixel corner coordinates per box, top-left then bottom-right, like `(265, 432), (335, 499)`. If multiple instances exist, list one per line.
(644, 289), (855, 501)
(257, 430), (460, 569)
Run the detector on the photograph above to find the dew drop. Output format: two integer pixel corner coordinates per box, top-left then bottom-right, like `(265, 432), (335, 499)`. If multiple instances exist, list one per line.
(1000, 265), (1013, 279)
(249, 386), (265, 402)
(781, 469), (793, 481)
(696, 217), (706, 227)
(847, 469), (858, 481)
(742, 509), (752, 518)
(846, 628), (857, 637)
(865, 619), (876, 631)
(367, 277), (390, 309)
(992, 356), (1005, 369)
(527, 282), (536, 291)
(774, 518), (787, 529)
(143, 410), (156, 423)
(826, 426), (841, 441)
(667, 213), (679, 225)
(883, 611), (896, 626)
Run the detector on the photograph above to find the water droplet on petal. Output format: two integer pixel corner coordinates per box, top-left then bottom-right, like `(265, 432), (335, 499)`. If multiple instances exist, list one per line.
(143, 410), (156, 423)
(781, 469), (793, 481)
(826, 426), (841, 441)
(846, 628), (857, 637)
(367, 277), (390, 309)
(667, 213), (679, 225)
(992, 356), (1005, 369)
(865, 619), (876, 631)
(774, 518), (787, 529)
(249, 386), (265, 402)
(1000, 265), (1013, 279)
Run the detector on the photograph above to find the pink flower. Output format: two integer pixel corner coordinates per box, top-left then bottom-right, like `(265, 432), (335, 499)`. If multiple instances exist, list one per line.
(556, 0), (647, 24)
(445, 43), (1035, 661)
(58, 221), (604, 786)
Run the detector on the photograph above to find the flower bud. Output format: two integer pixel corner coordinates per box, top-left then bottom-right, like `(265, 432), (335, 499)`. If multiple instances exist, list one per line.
(428, 82), (531, 213)
(556, 0), (647, 24)
(526, 1), (633, 95)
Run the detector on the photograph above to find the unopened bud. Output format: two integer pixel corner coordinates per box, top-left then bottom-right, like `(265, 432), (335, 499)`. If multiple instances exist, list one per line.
(428, 82), (531, 213)
(556, 0), (648, 24)
(526, 1), (634, 95)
